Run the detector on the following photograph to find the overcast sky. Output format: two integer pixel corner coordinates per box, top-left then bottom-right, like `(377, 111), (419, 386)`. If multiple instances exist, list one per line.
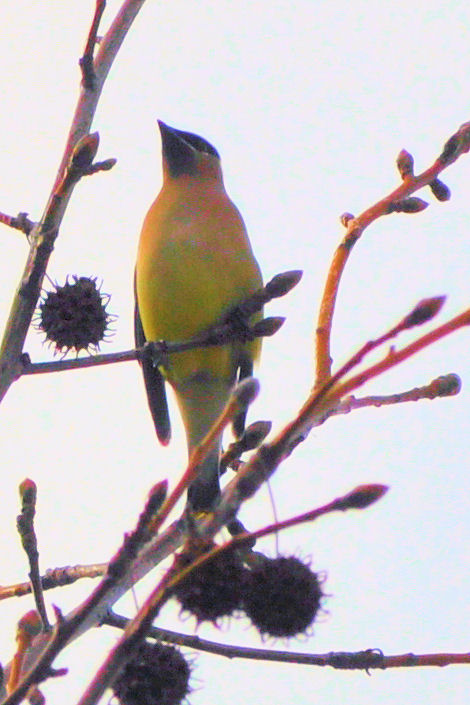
(1, 1), (470, 704)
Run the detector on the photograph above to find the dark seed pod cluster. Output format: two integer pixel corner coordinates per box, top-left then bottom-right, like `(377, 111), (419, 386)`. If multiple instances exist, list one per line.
(172, 546), (246, 624)
(37, 275), (113, 354)
(173, 545), (323, 639)
(243, 556), (323, 638)
(112, 640), (191, 705)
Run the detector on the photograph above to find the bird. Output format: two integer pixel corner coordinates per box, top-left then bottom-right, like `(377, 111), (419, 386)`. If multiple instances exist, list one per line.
(135, 121), (263, 511)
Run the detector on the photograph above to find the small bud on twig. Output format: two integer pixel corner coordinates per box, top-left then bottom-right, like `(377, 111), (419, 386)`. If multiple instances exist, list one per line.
(428, 373), (461, 397)
(220, 420), (272, 473)
(232, 377), (260, 410)
(340, 212), (355, 227)
(401, 296), (446, 329)
(84, 157), (117, 175)
(145, 480), (168, 511)
(396, 149), (414, 179)
(336, 484), (389, 510)
(439, 121), (470, 165)
(71, 132), (100, 170)
(388, 197), (429, 214)
(429, 178), (451, 202)
(242, 420), (272, 449)
(265, 270), (303, 298)
(19, 478), (37, 505)
(251, 316), (285, 338)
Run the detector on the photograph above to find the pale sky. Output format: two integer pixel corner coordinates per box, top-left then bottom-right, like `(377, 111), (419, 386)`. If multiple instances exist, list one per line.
(1, 1), (470, 704)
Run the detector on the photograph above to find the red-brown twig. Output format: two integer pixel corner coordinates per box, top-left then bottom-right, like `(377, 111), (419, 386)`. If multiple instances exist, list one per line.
(315, 121), (470, 387)
(6, 612), (42, 696)
(0, 212), (34, 236)
(215, 484), (388, 554)
(79, 0), (107, 90)
(206, 302), (470, 530)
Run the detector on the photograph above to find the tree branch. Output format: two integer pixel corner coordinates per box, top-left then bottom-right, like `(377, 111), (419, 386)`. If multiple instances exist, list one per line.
(315, 121), (470, 387)
(0, 564), (107, 602)
(103, 614), (470, 670)
(16, 481), (49, 631)
(21, 270), (299, 376)
(0, 0), (147, 404)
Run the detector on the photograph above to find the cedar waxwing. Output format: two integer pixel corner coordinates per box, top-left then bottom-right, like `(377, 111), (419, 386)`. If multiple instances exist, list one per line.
(135, 121), (262, 510)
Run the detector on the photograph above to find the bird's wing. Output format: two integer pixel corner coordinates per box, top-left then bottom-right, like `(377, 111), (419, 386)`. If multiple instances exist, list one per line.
(134, 272), (171, 445)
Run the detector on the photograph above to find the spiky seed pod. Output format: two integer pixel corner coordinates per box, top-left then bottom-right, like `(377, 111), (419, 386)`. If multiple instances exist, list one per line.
(37, 276), (113, 354)
(172, 547), (247, 624)
(243, 556), (323, 638)
(112, 640), (191, 705)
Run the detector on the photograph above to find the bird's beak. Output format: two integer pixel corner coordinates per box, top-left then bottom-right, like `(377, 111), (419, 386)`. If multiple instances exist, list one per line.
(158, 120), (194, 176)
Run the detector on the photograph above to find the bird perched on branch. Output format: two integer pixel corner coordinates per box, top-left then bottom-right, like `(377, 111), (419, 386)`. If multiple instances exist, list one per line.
(135, 121), (263, 510)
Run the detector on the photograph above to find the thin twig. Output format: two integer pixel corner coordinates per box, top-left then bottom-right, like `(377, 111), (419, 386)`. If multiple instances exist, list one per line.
(331, 309), (470, 403)
(0, 212), (34, 236)
(16, 481), (49, 631)
(22, 348), (138, 375)
(104, 612), (470, 670)
(330, 373), (461, 416)
(0, 564), (108, 602)
(79, 0), (107, 90)
(1, 482), (167, 705)
(203, 302), (470, 537)
(233, 484), (388, 547)
(315, 121), (470, 387)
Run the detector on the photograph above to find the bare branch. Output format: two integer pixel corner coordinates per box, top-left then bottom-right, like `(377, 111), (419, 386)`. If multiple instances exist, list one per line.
(103, 614), (470, 670)
(0, 0), (147, 405)
(315, 121), (470, 387)
(0, 212), (34, 236)
(22, 270), (298, 376)
(225, 484), (388, 549)
(79, 0), (107, 90)
(0, 564), (107, 602)
(1, 481), (168, 705)
(330, 373), (461, 417)
(16, 480), (50, 631)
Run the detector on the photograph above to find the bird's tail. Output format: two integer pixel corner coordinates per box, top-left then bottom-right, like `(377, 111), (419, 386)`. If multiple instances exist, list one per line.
(175, 375), (230, 511)
(187, 440), (221, 510)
